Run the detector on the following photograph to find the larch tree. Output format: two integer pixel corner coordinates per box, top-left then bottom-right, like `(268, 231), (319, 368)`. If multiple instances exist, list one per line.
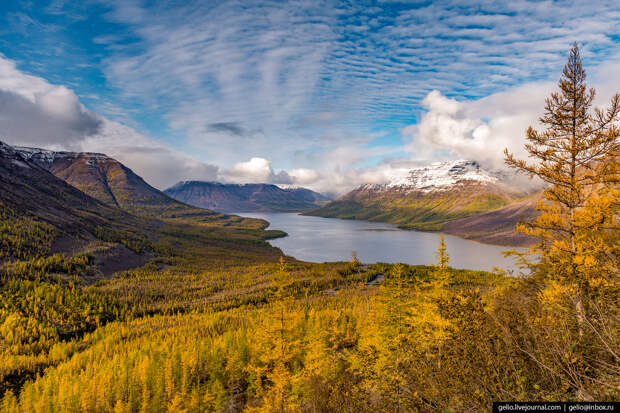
(504, 43), (619, 330)
(349, 250), (361, 276)
(251, 256), (299, 413)
(375, 262), (422, 411)
(430, 234), (452, 371)
(432, 234), (451, 289)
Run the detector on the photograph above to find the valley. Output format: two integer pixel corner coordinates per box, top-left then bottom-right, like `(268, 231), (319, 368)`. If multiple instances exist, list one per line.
(0, 8), (617, 410)
(0, 141), (522, 409)
(1, 94), (618, 410)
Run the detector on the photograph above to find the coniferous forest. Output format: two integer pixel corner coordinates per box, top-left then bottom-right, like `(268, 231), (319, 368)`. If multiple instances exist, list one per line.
(0, 45), (618, 413)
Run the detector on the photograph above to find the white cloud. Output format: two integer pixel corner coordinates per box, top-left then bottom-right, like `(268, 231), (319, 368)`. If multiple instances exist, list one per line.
(80, 120), (219, 189)
(405, 86), (552, 169)
(0, 55), (51, 99)
(0, 56), (102, 146)
(87, 0), (620, 185)
(0, 52), (371, 195)
(223, 157), (278, 183)
(217, 156), (388, 195)
(0, 55), (218, 190)
(288, 168), (321, 185)
(404, 51), (620, 172)
(5, 1), (620, 197)
(220, 157), (293, 185)
(410, 90), (489, 161)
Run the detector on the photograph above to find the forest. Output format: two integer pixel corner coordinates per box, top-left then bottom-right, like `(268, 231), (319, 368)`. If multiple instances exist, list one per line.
(0, 45), (618, 412)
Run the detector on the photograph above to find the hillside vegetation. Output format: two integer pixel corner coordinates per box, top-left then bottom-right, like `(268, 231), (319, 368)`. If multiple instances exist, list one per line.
(0, 44), (618, 412)
(443, 192), (540, 246)
(308, 183), (521, 231)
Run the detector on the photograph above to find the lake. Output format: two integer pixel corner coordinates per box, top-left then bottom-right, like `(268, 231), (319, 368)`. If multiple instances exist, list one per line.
(237, 212), (527, 273)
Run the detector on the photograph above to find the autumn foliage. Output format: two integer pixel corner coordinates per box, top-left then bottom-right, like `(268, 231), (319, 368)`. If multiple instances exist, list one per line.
(0, 44), (618, 412)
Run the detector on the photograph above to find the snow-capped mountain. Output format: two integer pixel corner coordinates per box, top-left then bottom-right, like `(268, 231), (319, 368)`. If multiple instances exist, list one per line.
(307, 159), (535, 246)
(15, 146), (110, 166)
(362, 160), (503, 193)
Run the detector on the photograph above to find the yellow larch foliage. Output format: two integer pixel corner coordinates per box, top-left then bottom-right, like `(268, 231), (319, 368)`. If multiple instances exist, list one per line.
(505, 43), (619, 294)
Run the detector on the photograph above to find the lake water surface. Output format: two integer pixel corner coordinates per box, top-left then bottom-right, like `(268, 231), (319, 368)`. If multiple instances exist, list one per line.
(237, 212), (526, 273)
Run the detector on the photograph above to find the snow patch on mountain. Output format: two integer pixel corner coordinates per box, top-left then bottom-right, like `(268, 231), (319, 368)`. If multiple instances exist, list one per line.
(14, 146), (58, 163)
(276, 184), (304, 190)
(0, 141), (32, 168)
(0, 141), (14, 155)
(14, 146), (110, 165)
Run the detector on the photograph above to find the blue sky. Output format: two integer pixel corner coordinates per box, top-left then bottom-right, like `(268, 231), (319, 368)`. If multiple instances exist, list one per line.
(1, 0), (620, 192)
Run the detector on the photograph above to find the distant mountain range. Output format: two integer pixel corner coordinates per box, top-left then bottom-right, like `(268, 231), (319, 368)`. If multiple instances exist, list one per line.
(0, 141), (281, 275)
(307, 160), (538, 246)
(12, 144), (329, 216)
(164, 181), (330, 212)
(3, 141), (538, 247)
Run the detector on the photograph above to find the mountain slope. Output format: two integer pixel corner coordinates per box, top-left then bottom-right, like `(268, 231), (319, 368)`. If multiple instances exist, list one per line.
(1, 142), (147, 231)
(14, 146), (228, 221)
(1, 141), (285, 272)
(15, 147), (177, 210)
(164, 181), (329, 212)
(443, 194), (539, 246)
(308, 160), (535, 244)
(0, 141), (154, 261)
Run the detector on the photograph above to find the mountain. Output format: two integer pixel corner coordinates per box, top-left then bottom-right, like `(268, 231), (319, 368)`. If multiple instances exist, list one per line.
(0, 141), (154, 264)
(1, 141), (285, 273)
(15, 147), (177, 211)
(0, 142), (146, 231)
(164, 181), (330, 212)
(13, 146), (223, 221)
(307, 160), (536, 245)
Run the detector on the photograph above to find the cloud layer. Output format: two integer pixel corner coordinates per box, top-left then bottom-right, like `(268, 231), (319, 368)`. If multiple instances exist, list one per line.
(0, 55), (219, 189)
(2, 2), (620, 194)
(404, 56), (620, 172)
(90, 0), (620, 169)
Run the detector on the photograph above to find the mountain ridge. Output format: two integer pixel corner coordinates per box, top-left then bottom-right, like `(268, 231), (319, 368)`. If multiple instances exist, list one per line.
(15, 146), (177, 211)
(307, 159), (537, 246)
(370, 160), (503, 192)
(0, 141), (155, 265)
(1, 140), (286, 274)
(164, 180), (329, 212)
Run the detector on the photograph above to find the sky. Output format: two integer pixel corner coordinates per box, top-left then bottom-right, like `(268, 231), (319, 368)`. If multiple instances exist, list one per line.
(1, 0), (620, 194)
